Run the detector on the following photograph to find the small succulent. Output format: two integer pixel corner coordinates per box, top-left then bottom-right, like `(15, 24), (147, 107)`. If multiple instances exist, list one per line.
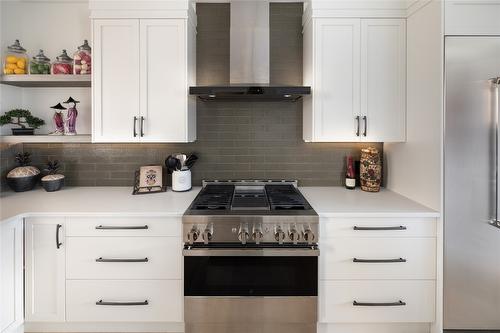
(44, 160), (60, 175)
(15, 152), (31, 166)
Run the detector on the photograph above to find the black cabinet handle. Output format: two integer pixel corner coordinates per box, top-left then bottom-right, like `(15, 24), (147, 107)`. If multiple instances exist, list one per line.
(96, 257), (148, 263)
(140, 116), (145, 137)
(362, 115), (367, 136)
(133, 116), (138, 137)
(95, 225), (148, 230)
(96, 300), (149, 306)
(56, 224), (62, 249)
(353, 300), (406, 307)
(355, 116), (360, 136)
(353, 226), (407, 231)
(353, 258), (406, 263)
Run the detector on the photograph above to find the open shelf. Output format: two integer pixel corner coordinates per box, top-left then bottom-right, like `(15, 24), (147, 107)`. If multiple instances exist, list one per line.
(0, 75), (91, 88)
(0, 134), (92, 144)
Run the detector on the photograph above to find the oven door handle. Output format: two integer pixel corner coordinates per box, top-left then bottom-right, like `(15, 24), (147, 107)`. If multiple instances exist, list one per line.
(182, 248), (320, 257)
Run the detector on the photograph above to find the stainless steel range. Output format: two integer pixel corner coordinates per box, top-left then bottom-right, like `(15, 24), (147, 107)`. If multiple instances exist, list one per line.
(182, 180), (319, 333)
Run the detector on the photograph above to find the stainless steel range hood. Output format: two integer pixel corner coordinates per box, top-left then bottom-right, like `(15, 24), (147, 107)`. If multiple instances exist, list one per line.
(189, 1), (310, 101)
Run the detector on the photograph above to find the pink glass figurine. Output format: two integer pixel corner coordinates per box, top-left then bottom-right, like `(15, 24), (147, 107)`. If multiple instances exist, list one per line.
(63, 97), (79, 135)
(49, 103), (66, 135)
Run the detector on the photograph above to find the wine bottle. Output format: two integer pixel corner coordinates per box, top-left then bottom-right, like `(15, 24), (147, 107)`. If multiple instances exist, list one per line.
(345, 156), (356, 190)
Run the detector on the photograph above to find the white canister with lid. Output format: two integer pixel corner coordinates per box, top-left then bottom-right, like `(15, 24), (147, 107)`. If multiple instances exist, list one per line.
(172, 170), (191, 192)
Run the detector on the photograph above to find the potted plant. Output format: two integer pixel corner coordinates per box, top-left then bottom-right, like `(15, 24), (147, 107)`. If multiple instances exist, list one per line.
(0, 108), (45, 135)
(41, 160), (65, 192)
(6, 152), (40, 192)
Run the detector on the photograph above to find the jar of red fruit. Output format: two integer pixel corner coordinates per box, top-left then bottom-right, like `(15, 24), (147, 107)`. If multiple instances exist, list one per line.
(73, 40), (91, 75)
(52, 50), (73, 75)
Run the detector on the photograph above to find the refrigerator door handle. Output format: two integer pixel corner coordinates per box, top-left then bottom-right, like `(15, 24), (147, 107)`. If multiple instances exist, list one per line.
(490, 77), (500, 229)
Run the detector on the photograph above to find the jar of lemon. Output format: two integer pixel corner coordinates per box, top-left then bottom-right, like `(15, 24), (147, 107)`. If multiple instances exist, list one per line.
(3, 40), (28, 75)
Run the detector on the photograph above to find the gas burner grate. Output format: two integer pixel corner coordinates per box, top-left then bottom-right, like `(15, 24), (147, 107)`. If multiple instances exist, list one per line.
(192, 185), (235, 210)
(265, 185), (308, 210)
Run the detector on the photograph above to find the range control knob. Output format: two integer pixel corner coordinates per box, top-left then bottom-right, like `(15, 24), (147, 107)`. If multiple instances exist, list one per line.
(274, 226), (285, 245)
(252, 225), (264, 245)
(187, 226), (200, 245)
(238, 223), (250, 245)
(288, 226), (301, 245)
(202, 223), (214, 245)
(303, 227), (315, 245)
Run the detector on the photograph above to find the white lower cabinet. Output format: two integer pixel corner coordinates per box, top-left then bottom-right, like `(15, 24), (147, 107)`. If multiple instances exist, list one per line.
(24, 215), (184, 331)
(66, 280), (183, 322)
(0, 218), (23, 333)
(319, 280), (435, 323)
(318, 217), (437, 331)
(66, 237), (182, 280)
(25, 217), (66, 322)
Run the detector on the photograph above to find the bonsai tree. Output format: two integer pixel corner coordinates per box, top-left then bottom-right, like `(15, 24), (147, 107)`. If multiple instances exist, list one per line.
(0, 109), (45, 129)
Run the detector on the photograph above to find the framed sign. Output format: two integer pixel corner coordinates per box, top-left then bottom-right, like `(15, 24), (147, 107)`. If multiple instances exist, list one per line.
(132, 165), (167, 194)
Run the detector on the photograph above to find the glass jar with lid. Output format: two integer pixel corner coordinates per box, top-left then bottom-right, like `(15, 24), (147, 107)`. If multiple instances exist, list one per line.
(3, 39), (28, 75)
(52, 49), (73, 75)
(73, 40), (91, 75)
(30, 50), (51, 75)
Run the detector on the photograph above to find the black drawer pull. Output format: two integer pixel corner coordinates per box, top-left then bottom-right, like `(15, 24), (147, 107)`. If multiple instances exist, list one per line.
(353, 300), (406, 307)
(96, 300), (149, 306)
(96, 257), (149, 263)
(353, 226), (407, 231)
(95, 225), (148, 230)
(56, 224), (63, 249)
(353, 258), (407, 263)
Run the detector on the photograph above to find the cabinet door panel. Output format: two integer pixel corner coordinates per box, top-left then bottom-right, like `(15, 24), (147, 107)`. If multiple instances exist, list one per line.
(93, 19), (140, 142)
(140, 19), (187, 142)
(314, 19), (361, 142)
(25, 217), (65, 322)
(0, 219), (23, 332)
(361, 19), (406, 142)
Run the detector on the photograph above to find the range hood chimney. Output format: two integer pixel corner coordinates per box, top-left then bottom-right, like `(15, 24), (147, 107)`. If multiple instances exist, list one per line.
(230, 1), (269, 85)
(190, 1), (311, 101)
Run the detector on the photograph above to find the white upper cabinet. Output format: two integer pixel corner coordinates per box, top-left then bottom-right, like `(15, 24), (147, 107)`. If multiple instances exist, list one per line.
(93, 19), (140, 143)
(139, 19), (196, 142)
(445, 0), (500, 35)
(361, 19), (406, 142)
(92, 13), (196, 143)
(304, 19), (361, 142)
(303, 17), (406, 142)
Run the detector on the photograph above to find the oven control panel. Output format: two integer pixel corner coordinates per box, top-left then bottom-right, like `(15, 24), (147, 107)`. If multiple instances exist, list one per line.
(184, 221), (318, 245)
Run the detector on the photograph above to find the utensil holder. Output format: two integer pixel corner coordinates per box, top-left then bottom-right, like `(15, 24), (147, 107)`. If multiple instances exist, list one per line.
(172, 170), (191, 192)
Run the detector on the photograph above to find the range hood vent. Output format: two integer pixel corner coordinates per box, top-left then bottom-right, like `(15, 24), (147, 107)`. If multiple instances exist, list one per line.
(190, 85), (310, 102)
(190, 1), (310, 102)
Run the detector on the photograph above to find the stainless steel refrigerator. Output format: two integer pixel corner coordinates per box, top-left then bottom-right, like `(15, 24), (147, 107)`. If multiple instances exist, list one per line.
(445, 37), (500, 330)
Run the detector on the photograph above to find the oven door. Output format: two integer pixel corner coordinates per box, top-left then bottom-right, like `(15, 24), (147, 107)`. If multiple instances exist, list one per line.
(184, 244), (318, 333)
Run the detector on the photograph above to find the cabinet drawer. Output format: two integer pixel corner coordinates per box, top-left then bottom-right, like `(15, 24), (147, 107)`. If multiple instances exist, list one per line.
(321, 217), (436, 238)
(66, 237), (181, 279)
(320, 238), (436, 280)
(66, 280), (182, 322)
(319, 280), (435, 323)
(66, 216), (181, 237)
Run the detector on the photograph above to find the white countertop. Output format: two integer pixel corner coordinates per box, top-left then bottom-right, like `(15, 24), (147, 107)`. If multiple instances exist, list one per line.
(300, 187), (439, 218)
(0, 186), (439, 223)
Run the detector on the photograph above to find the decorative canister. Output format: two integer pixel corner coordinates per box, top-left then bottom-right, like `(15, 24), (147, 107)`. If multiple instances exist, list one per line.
(360, 147), (382, 192)
(6, 152), (40, 192)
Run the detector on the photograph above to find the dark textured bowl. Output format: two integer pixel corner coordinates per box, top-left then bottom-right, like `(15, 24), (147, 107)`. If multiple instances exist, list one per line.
(42, 178), (64, 192)
(7, 175), (38, 192)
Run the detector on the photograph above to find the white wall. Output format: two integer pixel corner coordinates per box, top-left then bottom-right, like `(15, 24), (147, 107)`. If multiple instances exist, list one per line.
(0, 0), (91, 136)
(384, 0), (443, 211)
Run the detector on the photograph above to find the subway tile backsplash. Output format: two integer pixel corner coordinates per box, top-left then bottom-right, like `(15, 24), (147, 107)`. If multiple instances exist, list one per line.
(0, 3), (382, 190)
